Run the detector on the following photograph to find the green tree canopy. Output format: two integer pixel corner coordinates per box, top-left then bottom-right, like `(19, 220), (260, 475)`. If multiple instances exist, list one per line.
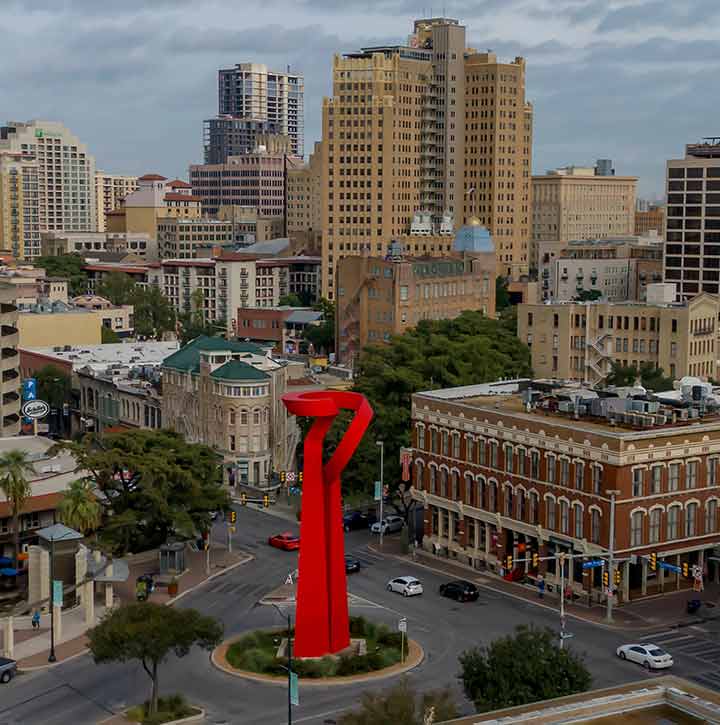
(57, 479), (102, 535)
(101, 326), (121, 344)
(303, 297), (335, 354)
(35, 254), (88, 297)
(0, 450), (35, 568)
(575, 289), (603, 302)
(606, 361), (674, 392)
(279, 293), (304, 307)
(88, 602), (223, 716)
(35, 364), (72, 410)
(55, 430), (229, 554)
(338, 678), (458, 725)
(459, 625), (591, 713)
(495, 276), (511, 309)
(96, 272), (137, 305)
(131, 285), (176, 339)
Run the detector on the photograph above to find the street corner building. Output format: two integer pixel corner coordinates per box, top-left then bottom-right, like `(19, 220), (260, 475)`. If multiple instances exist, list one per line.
(410, 378), (720, 604)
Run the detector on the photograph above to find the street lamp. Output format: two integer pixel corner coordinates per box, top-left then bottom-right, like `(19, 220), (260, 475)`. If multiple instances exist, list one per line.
(605, 489), (621, 623)
(270, 602), (294, 725)
(376, 441), (384, 549)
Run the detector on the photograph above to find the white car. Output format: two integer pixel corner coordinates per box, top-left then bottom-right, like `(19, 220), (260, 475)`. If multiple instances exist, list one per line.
(387, 576), (423, 597)
(616, 643), (674, 670)
(371, 515), (404, 534)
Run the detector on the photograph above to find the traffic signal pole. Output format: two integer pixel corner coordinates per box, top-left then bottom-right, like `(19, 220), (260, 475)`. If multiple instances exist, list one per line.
(606, 490), (620, 623)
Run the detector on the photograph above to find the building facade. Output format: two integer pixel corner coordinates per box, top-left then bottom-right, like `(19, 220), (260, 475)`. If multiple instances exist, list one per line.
(519, 287), (718, 383)
(0, 120), (97, 234)
(336, 251), (495, 364)
(0, 151), (40, 259)
(41, 230), (156, 260)
(95, 171), (138, 232)
(217, 63), (304, 157)
(664, 139), (720, 299)
(216, 206), (284, 246)
(635, 202), (665, 237)
(0, 282), (20, 436)
(203, 117), (281, 165)
(411, 379), (720, 603)
(157, 218), (233, 259)
(286, 141), (323, 251)
(162, 336), (299, 487)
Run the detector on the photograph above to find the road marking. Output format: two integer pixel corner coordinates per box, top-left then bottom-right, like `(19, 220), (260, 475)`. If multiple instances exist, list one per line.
(288, 705), (348, 724)
(348, 591), (404, 617)
(645, 634), (695, 645)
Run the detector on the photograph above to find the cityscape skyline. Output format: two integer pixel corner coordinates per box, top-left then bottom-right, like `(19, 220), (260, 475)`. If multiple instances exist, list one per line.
(4, 0), (718, 198)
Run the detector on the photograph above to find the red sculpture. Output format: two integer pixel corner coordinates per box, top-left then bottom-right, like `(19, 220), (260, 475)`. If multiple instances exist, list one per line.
(282, 391), (373, 657)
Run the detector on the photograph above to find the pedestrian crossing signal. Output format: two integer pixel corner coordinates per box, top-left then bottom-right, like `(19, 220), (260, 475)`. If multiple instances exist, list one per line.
(240, 492), (247, 506)
(602, 570), (609, 587)
(682, 562), (689, 578)
(263, 494), (270, 508)
(649, 552), (657, 571)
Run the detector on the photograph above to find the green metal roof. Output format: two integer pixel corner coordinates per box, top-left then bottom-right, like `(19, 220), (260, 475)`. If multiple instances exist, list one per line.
(162, 335), (265, 373)
(210, 360), (270, 382)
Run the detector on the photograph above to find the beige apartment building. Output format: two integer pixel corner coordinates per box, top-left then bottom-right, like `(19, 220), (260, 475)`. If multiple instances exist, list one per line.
(286, 141), (323, 252)
(0, 152), (40, 259)
(664, 139), (720, 299)
(519, 285), (719, 384)
(157, 218), (233, 259)
(216, 206), (284, 246)
(95, 171), (138, 232)
(0, 283), (21, 436)
(320, 17), (534, 299)
(532, 165), (637, 269)
(0, 121), (97, 235)
(336, 247), (495, 364)
(41, 230), (156, 260)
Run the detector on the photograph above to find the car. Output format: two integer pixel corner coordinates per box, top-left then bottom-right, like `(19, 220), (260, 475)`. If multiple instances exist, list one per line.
(439, 579), (479, 602)
(371, 515), (404, 534)
(387, 576), (424, 597)
(345, 555), (361, 574)
(0, 656), (16, 684)
(268, 532), (301, 551)
(343, 511), (376, 532)
(616, 643), (674, 670)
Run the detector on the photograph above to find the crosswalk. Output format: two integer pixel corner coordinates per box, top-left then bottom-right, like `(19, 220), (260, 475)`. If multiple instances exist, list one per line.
(643, 628), (720, 690)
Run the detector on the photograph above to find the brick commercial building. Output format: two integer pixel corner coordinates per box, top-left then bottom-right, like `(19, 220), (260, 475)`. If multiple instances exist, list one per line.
(635, 201), (665, 237)
(519, 284), (719, 384)
(411, 378), (720, 604)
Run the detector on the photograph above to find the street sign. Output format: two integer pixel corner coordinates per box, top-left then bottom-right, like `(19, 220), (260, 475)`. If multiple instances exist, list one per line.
(374, 480), (382, 501)
(581, 559), (604, 570)
(290, 671), (299, 706)
(21, 399), (50, 419)
(398, 617), (407, 633)
(659, 562), (682, 574)
(560, 632), (574, 640)
(52, 580), (63, 606)
(22, 378), (37, 400)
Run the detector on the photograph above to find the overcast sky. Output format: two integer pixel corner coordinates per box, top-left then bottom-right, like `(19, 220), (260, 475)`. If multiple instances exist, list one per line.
(3, 0), (718, 198)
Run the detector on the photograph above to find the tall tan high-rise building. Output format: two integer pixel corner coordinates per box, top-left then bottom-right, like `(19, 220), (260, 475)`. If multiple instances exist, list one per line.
(0, 152), (40, 259)
(287, 141), (323, 251)
(320, 17), (534, 299)
(95, 171), (138, 232)
(0, 120), (97, 235)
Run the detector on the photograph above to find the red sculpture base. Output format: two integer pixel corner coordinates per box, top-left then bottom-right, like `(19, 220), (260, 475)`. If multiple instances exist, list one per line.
(282, 391), (373, 658)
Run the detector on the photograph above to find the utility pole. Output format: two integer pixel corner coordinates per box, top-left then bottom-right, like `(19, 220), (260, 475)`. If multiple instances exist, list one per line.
(376, 440), (384, 550)
(606, 489), (620, 623)
(559, 552), (566, 650)
(48, 535), (56, 663)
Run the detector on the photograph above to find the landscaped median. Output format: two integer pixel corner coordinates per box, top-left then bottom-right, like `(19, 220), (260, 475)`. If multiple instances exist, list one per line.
(212, 616), (424, 685)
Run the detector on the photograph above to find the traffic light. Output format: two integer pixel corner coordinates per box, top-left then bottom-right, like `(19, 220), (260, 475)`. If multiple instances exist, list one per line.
(649, 552), (657, 572)
(532, 551), (539, 569)
(602, 570), (609, 587)
(682, 561), (689, 578)
(240, 492), (247, 506)
(263, 494), (270, 508)
(505, 555), (513, 571)
(229, 510), (237, 525)
(280, 471), (286, 483)
(298, 471), (303, 484)
(614, 569), (621, 585)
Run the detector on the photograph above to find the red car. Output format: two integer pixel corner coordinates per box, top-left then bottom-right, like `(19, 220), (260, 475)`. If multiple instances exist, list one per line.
(268, 532), (300, 551)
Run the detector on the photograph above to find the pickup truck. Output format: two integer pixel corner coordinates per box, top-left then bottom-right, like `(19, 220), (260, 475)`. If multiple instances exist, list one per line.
(0, 656), (17, 683)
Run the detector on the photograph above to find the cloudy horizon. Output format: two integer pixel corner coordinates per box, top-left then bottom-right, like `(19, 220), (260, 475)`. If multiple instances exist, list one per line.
(3, 0), (718, 198)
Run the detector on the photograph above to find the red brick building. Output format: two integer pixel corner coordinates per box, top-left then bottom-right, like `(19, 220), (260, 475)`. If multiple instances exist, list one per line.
(411, 379), (720, 603)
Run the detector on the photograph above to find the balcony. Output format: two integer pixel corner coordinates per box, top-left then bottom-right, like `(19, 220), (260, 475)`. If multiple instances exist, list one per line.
(1, 325), (18, 347)
(0, 375), (19, 396)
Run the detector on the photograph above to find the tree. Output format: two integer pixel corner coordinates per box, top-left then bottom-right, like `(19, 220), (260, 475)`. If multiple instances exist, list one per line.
(338, 678), (458, 725)
(88, 602), (222, 716)
(57, 479), (102, 535)
(495, 276), (511, 309)
(101, 326), (121, 343)
(605, 361), (674, 392)
(35, 254), (88, 297)
(130, 285), (176, 339)
(55, 430), (229, 554)
(459, 625), (591, 713)
(36, 364), (72, 410)
(303, 297), (335, 354)
(279, 293), (303, 307)
(575, 289), (602, 302)
(0, 450), (35, 568)
(96, 272), (136, 305)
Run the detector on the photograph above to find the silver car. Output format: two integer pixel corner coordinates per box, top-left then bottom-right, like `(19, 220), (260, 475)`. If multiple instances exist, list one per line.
(371, 515), (404, 534)
(387, 576), (424, 597)
(0, 657), (16, 684)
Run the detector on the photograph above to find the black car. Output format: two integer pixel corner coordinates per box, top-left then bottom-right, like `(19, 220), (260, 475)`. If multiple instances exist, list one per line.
(439, 579), (479, 602)
(343, 510), (377, 531)
(345, 555), (361, 574)
(0, 657), (17, 684)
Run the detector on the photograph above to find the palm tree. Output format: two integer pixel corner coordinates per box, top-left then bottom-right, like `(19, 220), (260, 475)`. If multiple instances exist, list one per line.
(57, 479), (102, 536)
(0, 450), (35, 569)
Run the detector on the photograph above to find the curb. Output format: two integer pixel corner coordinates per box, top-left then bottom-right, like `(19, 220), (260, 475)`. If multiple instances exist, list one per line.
(210, 635), (424, 686)
(97, 706), (205, 724)
(17, 553), (254, 673)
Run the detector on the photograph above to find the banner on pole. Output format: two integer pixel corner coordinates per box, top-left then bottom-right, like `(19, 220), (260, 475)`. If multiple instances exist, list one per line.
(290, 671), (299, 706)
(52, 579), (63, 606)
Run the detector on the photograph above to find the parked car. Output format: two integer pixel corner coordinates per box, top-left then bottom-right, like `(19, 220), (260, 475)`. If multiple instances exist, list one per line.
(345, 555), (361, 574)
(371, 515), (404, 534)
(268, 532), (301, 551)
(343, 511), (376, 532)
(0, 657), (16, 684)
(387, 576), (423, 597)
(439, 579), (479, 602)
(616, 643), (674, 670)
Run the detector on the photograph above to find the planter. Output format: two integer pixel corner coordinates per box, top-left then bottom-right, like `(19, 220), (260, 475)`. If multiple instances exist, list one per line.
(167, 580), (179, 598)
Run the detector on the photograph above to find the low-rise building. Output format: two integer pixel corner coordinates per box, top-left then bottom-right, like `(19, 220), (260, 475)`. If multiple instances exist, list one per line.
(234, 307), (322, 354)
(157, 217), (234, 259)
(216, 206), (285, 246)
(336, 246), (496, 365)
(161, 335), (302, 487)
(411, 377), (720, 604)
(0, 266), (68, 309)
(519, 284), (718, 383)
(41, 230), (156, 261)
(635, 201), (666, 237)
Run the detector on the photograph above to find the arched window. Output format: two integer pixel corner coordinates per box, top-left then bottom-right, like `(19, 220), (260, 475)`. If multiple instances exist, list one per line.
(504, 486), (513, 517)
(429, 467), (436, 494)
(477, 476), (486, 509)
(464, 474), (473, 505)
(488, 481), (497, 512)
(686, 502), (698, 537)
(240, 409), (248, 425)
(517, 490), (526, 520)
(416, 424), (426, 450)
(546, 498), (556, 530)
(667, 505), (680, 539)
(263, 407), (269, 423)
(631, 511), (644, 546)
(451, 471), (459, 500)
(253, 409), (261, 425)
(441, 430), (449, 456)
(452, 433), (460, 458)
(649, 508), (661, 543)
(559, 500), (569, 533)
(466, 437), (474, 463)
(529, 491), (539, 524)
(590, 508), (601, 544)
(415, 462), (424, 491)
(440, 468), (448, 497)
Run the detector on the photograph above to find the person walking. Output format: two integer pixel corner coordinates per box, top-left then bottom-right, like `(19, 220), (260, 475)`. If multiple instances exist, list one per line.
(31, 610), (40, 629)
(537, 575), (545, 599)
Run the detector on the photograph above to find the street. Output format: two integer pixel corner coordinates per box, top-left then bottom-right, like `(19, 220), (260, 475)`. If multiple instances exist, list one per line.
(1, 506), (718, 725)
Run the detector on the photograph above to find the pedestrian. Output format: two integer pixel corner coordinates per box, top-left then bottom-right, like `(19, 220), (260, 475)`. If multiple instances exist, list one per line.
(537, 575), (545, 599)
(32, 610), (40, 629)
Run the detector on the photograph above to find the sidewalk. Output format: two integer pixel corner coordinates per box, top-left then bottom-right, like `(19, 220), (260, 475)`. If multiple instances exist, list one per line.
(375, 542), (720, 632)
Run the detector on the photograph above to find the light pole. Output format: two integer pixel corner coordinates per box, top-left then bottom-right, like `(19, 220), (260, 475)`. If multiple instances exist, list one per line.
(376, 440), (384, 550)
(606, 489), (620, 623)
(270, 603), (293, 725)
(558, 552), (566, 650)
